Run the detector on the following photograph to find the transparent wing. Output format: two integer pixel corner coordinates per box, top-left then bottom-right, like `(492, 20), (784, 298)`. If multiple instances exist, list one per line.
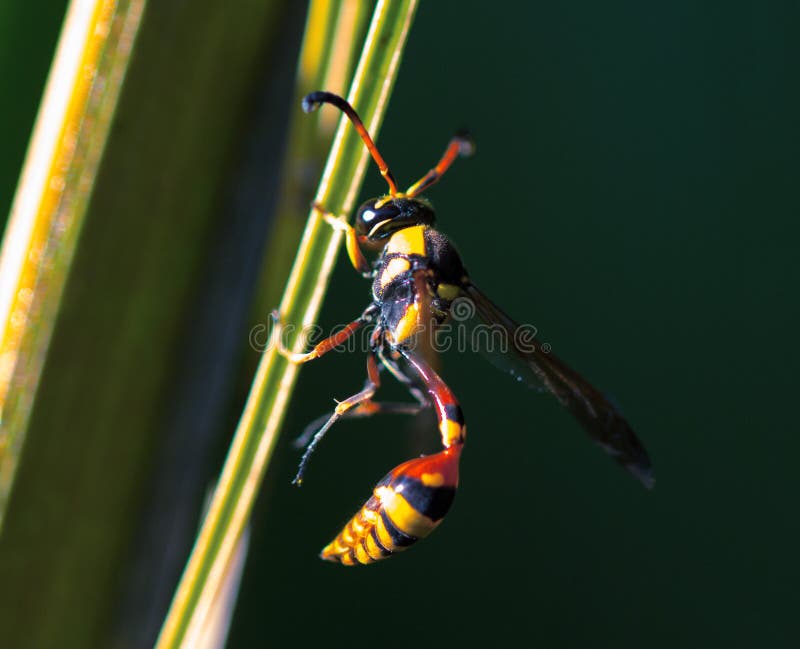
(459, 283), (654, 488)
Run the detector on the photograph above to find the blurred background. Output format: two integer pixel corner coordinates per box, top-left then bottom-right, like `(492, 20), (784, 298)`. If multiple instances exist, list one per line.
(1, 1), (798, 648)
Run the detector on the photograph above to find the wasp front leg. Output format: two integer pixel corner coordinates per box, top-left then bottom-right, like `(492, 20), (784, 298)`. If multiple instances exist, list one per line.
(320, 349), (465, 565)
(312, 202), (372, 277)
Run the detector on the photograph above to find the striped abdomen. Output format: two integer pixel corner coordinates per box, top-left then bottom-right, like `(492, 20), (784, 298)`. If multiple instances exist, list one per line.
(321, 446), (462, 565)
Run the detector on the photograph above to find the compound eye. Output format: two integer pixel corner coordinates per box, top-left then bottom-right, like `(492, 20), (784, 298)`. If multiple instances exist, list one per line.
(355, 199), (400, 237)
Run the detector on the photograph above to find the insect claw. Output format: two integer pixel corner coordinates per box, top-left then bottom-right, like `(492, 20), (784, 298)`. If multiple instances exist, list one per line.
(269, 311), (294, 359)
(270, 316), (301, 362)
(322, 213), (350, 231)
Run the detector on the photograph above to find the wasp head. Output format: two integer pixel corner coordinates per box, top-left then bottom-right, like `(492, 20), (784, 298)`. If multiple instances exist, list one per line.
(355, 196), (436, 241)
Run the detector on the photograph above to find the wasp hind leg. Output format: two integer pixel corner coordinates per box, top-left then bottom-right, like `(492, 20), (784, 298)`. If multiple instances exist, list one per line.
(293, 352), (385, 485)
(293, 400), (428, 450)
(293, 340), (432, 444)
(294, 349), (431, 450)
(320, 349), (465, 566)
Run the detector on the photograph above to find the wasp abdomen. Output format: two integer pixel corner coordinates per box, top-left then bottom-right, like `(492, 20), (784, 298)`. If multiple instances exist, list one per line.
(320, 446), (462, 565)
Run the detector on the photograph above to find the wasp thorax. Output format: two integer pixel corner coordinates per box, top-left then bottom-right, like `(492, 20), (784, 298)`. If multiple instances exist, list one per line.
(355, 197), (436, 240)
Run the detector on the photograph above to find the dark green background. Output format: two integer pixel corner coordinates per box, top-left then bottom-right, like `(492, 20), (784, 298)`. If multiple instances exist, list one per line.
(2, 1), (798, 648)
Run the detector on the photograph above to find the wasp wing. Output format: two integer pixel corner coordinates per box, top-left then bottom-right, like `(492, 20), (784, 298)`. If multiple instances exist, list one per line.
(460, 283), (654, 488)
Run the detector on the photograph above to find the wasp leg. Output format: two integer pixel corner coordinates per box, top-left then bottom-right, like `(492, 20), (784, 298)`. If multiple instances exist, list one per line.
(293, 401), (428, 450)
(320, 349), (465, 565)
(271, 309), (372, 364)
(312, 202), (371, 277)
(293, 353), (383, 485)
(376, 347), (429, 407)
(293, 348), (430, 448)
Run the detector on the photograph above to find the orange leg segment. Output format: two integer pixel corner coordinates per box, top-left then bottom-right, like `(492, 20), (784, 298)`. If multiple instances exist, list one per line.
(273, 312), (366, 364)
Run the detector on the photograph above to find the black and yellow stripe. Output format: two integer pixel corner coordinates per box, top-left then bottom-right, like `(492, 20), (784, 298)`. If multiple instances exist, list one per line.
(320, 447), (461, 565)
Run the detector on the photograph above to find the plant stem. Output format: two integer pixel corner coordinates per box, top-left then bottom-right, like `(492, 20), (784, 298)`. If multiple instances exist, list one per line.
(155, 1), (419, 647)
(0, 0), (145, 526)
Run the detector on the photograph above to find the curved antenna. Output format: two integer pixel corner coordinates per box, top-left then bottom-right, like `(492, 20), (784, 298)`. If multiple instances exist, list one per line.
(302, 91), (399, 196)
(406, 129), (474, 197)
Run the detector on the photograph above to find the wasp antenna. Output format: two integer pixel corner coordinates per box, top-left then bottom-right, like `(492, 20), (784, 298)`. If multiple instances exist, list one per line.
(406, 129), (475, 197)
(302, 90), (399, 196)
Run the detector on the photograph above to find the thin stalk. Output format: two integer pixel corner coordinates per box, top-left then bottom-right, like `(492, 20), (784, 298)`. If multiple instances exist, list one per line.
(251, 0), (372, 319)
(155, 1), (419, 647)
(0, 0), (146, 525)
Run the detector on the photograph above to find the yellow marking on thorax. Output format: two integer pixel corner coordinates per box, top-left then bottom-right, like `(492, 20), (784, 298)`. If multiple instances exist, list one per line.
(436, 282), (461, 301)
(390, 300), (421, 345)
(379, 257), (411, 289)
(385, 225), (427, 257)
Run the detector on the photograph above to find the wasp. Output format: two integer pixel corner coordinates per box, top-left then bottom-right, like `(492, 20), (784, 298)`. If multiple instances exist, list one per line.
(276, 91), (654, 566)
